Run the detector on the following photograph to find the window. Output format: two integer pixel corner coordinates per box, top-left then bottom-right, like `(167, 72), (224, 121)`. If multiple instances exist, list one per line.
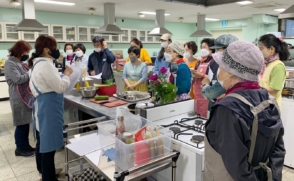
(285, 20), (294, 37)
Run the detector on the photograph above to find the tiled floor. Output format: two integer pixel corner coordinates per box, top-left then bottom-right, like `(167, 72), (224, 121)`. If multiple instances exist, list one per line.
(0, 100), (294, 181)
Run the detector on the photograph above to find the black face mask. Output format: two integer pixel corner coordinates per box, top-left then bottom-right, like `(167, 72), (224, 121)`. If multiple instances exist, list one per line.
(49, 49), (60, 60)
(21, 55), (29, 62)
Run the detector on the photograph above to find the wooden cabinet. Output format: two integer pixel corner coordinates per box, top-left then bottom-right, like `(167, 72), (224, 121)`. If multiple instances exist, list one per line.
(51, 25), (64, 42)
(0, 23), (3, 41)
(65, 26), (76, 42)
(4, 23), (21, 42)
(77, 26), (88, 42)
(281, 98), (294, 168)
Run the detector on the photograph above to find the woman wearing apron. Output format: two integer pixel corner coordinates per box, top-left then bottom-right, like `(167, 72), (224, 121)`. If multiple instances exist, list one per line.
(123, 46), (148, 92)
(205, 41), (285, 181)
(29, 35), (73, 181)
(4, 40), (35, 157)
(192, 38), (215, 118)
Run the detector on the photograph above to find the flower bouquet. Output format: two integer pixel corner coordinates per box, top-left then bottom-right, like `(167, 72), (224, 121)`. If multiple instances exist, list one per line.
(148, 67), (177, 105)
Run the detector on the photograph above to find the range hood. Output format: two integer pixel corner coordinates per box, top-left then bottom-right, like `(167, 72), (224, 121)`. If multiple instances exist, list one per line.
(190, 14), (212, 37)
(148, 10), (172, 36)
(279, 4), (294, 20)
(161, 0), (240, 7)
(97, 3), (123, 35)
(14, 0), (46, 31)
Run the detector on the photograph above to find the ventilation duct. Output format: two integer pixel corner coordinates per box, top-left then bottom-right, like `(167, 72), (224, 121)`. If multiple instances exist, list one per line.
(161, 0), (240, 7)
(252, 14), (278, 24)
(148, 9), (172, 36)
(279, 4), (294, 20)
(14, 0), (46, 31)
(190, 14), (212, 37)
(96, 3), (123, 35)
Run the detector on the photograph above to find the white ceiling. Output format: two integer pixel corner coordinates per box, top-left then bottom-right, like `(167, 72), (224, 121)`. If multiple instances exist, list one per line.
(0, 0), (293, 23)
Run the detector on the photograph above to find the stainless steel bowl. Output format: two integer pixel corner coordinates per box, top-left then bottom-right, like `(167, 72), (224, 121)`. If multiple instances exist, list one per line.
(78, 86), (97, 98)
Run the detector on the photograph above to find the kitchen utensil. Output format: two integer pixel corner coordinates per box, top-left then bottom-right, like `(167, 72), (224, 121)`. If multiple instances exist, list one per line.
(102, 100), (128, 108)
(135, 102), (155, 115)
(78, 86), (97, 98)
(126, 95), (136, 101)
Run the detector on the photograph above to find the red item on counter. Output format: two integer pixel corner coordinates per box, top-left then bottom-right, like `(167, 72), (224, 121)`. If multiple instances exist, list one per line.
(97, 84), (117, 97)
(134, 126), (150, 165)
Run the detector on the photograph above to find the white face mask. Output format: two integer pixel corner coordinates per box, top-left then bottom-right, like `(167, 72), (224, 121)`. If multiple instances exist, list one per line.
(201, 49), (209, 57)
(94, 48), (101, 52)
(164, 52), (172, 62)
(161, 41), (168, 48)
(75, 50), (83, 57)
(184, 52), (191, 59)
(66, 50), (73, 55)
(217, 68), (231, 88)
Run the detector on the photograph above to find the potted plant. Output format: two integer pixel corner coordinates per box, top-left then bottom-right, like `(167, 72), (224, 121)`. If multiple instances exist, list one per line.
(96, 77), (117, 96)
(148, 67), (177, 105)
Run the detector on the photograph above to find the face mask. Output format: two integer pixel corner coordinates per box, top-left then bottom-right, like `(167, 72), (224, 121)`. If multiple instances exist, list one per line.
(21, 55), (29, 62)
(201, 49), (209, 57)
(184, 52), (191, 59)
(75, 50), (83, 57)
(66, 50), (73, 55)
(161, 41), (168, 48)
(49, 49), (60, 60)
(94, 48), (101, 52)
(164, 52), (172, 62)
(130, 56), (137, 62)
(217, 68), (231, 87)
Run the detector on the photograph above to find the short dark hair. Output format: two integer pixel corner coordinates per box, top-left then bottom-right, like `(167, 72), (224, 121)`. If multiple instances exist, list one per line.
(130, 38), (143, 49)
(184, 41), (198, 55)
(9, 40), (32, 58)
(201, 38), (215, 53)
(128, 46), (140, 56)
(74, 43), (86, 54)
(64, 43), (74, 52)
(92, 36), (104, 44)
(259, 34), (290, 61)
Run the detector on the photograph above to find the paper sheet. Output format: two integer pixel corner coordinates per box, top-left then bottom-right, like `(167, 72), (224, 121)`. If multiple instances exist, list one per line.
(88, 73), (102, 79)
(65, 65), (83, 93)
(208, 68), (213, 82)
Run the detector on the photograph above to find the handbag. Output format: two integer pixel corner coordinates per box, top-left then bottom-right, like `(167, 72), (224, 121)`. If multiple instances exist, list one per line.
(17, 63), (34, 109)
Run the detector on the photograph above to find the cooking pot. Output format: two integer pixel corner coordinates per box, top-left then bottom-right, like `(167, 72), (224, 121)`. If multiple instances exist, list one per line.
(135, 102), (154, 115)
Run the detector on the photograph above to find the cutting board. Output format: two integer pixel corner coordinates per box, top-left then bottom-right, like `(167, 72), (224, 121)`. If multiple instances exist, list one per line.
(90, 97), (117, 104)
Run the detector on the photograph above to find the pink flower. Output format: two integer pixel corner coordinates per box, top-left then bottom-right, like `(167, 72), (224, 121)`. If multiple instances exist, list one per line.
(154, 80), (161, 86)
(149, 74), (158, 81)
(159, 67), (168, 74)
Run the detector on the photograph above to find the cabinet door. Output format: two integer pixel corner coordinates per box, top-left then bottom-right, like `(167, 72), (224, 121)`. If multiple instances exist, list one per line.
(21, 31), (37, 42)
(101, 35), (110, 42)
(146, 31), (154, 43)
(130, 30), (138, 41)
(110, 35), (120, 42)
(78, 26), (88, 42)
(52, 25), (64, 41)
(121, 29), (129, 43)
(0, 23), (3, 41)
(4, 23), (21, 41)
(38, 24), (50, 36)
(154, 36), (161, 43)
(139, 30), (146, 43)
(65, 26), (76, 42)
(89, 27), (99, 41)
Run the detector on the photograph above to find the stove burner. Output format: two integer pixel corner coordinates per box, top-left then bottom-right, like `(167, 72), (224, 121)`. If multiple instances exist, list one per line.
(169, 127), (181, 134)
(194, 120), (203, 125)
(191, 135), (204, 143)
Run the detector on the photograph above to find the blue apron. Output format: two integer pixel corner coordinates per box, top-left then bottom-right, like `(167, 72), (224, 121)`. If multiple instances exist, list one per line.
(31, 60), (64, 153)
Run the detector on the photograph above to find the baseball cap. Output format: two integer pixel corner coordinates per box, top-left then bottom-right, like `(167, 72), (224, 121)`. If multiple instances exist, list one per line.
(210, 34), (238, 49)
(160, 34), (172, 41)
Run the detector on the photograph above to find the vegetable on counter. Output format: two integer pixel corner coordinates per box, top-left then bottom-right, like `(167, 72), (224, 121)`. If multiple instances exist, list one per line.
(94, 95), (109, 101)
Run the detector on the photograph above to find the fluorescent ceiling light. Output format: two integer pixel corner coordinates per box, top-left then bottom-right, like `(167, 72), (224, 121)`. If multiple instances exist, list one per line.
(34, 0), (75, 6)
(205, 18), (220, 21)
(236, 1), (253, 5)
(274, 8), (286, 12)
(139, 11), (170, 16)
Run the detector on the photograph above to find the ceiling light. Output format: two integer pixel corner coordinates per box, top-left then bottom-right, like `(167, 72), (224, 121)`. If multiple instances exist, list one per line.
(274, 8), (286, 12)
(236, 1), (253, 5)
(139, 11), (170, 16)
(88, 8), (96, 15)
(138, 13), (145, 19)
(9, 0), (20, 8)
(34, 0), (75, 6)
(205, 18), (220, 21)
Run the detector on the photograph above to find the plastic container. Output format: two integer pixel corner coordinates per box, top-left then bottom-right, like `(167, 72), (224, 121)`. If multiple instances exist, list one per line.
(97, 118), (172, 171)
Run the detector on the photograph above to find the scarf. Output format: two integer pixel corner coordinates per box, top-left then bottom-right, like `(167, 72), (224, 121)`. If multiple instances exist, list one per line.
(260, 54), (280, 79)
(200, 56), (213, 63)
(216, 81), (260, 102)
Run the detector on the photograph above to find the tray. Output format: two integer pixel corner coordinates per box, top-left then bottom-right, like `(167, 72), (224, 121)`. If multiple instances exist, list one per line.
(113, 94), (151, 103)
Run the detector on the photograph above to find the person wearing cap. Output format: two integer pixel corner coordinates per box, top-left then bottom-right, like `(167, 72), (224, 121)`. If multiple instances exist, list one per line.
(191, 38), (215, 118)
(201, 34), (238, 112)
(154, 34), (172, 75)
(166, 41), (191, 101)
(258, 34), (289, 108)
(204, 40), (285, 181)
